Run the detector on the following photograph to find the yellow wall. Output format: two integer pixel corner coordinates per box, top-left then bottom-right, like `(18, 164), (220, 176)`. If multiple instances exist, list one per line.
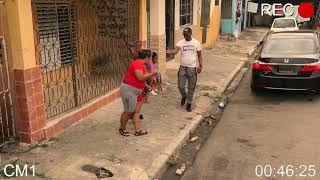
(198, 6), (221, 48)
(139, 0), (147, 47)
(5, 0), (37, 69)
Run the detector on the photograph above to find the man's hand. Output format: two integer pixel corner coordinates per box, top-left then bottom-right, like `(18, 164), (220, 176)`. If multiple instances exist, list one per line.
(166, 47), (180, 55)
(166, 49), (173, 55)
(197, 66), (202, 74)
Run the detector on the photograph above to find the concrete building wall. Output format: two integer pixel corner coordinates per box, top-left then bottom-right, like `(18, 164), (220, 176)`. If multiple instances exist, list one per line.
(172, 0), (200, 64)
(149, 0), (202, 72)
(197, 0), (222, 48)
(2, 0), (148, 143)
(149, 0), (166, 77)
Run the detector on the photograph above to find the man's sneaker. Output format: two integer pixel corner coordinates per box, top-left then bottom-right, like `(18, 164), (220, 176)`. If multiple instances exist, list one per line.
(150, 90), (157, 96)
(181, 97), (187, 106)
(186, 104), (192, 112)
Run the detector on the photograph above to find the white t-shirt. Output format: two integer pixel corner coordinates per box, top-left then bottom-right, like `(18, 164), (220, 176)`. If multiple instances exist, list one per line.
(176, 38), (201, 68)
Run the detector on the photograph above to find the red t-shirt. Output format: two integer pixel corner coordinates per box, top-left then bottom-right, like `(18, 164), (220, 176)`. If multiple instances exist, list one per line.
(124, 59), (147, 90)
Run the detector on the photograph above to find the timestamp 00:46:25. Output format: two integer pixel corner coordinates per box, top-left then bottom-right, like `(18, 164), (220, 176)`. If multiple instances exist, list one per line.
(255, 165), (317, 177)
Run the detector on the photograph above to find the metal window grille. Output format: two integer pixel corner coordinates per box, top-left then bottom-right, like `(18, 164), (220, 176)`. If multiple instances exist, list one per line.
(180, 0), (193, 26)
(0, 37), (15, 148)
(32, 0), (139, 119)
(0, 3), (15, 148)
(36, 4), (76, 68)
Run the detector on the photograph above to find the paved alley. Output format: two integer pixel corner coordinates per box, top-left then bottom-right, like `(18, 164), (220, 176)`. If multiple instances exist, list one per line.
(1, 28), (267, 180)
(182, 68), (320, 180)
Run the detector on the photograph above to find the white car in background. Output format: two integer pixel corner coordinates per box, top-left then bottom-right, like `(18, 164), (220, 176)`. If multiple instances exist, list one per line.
(270, 18), (299, 32)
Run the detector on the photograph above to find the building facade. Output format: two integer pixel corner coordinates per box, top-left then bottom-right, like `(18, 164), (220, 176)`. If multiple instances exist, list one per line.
(221, 0), (248, 37)
(0, 0), (221, 145)
(147, 0), (221, 74)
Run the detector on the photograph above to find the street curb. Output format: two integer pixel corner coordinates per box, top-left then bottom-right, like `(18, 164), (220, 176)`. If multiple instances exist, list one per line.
(143, 115), (203, 180)
(143, 62), (248, 180)
(144, 30), (269, 180)
(247, 30), (270, 58)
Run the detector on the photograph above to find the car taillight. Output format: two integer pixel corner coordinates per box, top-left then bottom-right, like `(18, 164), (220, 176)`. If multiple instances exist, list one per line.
(252, 61), (272, 71)
(300, 65), (320, 72)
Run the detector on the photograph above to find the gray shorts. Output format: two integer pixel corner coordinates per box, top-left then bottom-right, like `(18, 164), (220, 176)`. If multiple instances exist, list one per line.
(120, 83), (142, 113)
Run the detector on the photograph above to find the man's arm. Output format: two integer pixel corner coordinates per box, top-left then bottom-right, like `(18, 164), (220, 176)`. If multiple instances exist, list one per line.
(166, 46), (180, 55)
(197, 50), (203, 73)
(197, 51), (202, 67)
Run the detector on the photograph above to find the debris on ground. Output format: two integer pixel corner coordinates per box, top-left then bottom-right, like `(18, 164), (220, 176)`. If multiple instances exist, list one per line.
(201, 119), (213, 126)
(176, 163), (186, 175)
(189, 136), (199, 142)
(195, 145), (201, 151)
(218, 102), (225, 109)
(96, 167), (113, 178)
(206, 121), (213, 126)
(167, 159), (178, 167)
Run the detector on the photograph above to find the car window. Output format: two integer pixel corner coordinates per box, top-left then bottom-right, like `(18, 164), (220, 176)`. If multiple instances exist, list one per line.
(273, 19), (296, 28)
(263, 38), (315, 54)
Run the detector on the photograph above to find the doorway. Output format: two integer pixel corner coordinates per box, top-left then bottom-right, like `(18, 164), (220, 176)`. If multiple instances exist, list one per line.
(165, 0), (175, 61)
(201, 0), (211, 44)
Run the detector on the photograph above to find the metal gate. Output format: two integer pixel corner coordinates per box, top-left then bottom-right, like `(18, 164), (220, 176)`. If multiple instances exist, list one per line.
(32, 0), (140, 118)
(0, 3), (15, 147)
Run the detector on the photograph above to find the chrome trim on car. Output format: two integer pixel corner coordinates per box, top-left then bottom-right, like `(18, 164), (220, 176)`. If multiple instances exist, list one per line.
(264, 87), (307, 91)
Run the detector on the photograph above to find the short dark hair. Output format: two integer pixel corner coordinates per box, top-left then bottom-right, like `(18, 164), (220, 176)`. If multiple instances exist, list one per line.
(152, 52), (158, 58)
(183, 27), (192, 34)
(138, 49), (152, 59)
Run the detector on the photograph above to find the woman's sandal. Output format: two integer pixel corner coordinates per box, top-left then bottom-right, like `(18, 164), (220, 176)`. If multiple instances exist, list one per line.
(119, 128), (130, 137)
(134, 130), (148, 136)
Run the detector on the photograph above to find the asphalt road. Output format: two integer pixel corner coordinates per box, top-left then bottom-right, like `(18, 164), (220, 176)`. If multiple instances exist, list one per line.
(182, 71), (320, 180)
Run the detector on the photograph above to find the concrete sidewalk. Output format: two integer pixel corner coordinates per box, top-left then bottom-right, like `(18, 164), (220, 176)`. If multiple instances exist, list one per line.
(1, 28), (268, 180)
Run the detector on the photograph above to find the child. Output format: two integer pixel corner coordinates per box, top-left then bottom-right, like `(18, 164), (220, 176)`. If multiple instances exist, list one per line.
(150, 52), (163, 92)
(143, 53), (157, 104)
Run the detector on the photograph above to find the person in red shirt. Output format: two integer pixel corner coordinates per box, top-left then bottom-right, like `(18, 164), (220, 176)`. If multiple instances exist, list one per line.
(119, 49), (158, 136)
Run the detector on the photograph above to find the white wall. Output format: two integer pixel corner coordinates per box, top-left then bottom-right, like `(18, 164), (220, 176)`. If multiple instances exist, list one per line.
(175, 0), (180, 29)
(193, 0), (198, 25)
(150, 0), (165, 35)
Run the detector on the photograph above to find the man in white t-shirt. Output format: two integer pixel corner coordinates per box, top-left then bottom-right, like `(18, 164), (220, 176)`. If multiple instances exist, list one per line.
(166, 27), (203, 112)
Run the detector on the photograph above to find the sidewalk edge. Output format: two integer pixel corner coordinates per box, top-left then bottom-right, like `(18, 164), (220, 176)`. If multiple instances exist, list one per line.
(144, 59), (247, 180)
(144, 31), (269, 180)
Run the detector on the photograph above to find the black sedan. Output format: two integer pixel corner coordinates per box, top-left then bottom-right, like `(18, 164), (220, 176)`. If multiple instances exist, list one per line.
(251, 31), (320, 92)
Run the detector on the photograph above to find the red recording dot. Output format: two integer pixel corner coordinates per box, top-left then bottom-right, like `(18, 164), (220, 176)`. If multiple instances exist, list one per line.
(298, 2), (314, 18)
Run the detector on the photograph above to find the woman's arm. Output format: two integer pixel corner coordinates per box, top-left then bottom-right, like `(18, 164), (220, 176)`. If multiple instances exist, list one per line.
(134, 70), (158, 81)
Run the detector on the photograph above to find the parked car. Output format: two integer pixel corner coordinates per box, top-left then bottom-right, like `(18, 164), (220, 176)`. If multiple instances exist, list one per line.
(270, 18), (299, 32)
(251, 31), (320, 92)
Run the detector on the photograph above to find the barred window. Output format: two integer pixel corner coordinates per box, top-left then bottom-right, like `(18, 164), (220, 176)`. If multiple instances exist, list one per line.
(35, 4), (77, 69)
(180, 0), (193, 26)
(215, 0), (219, 6)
